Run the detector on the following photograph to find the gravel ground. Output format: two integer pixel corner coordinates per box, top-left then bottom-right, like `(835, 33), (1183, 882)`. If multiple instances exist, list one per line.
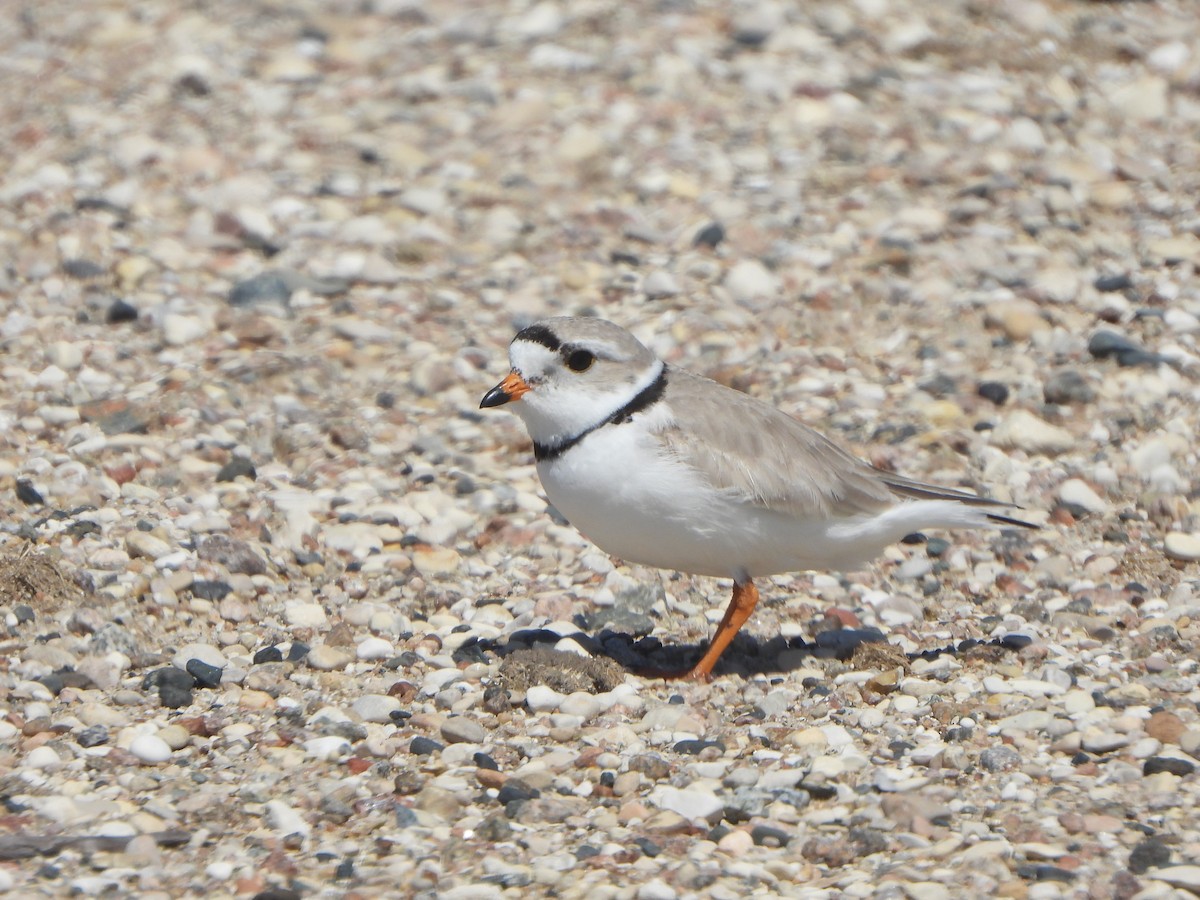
(2, 0), (1200, 897)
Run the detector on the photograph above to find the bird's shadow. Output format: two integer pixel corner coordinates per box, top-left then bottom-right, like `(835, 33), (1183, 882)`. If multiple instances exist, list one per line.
(465, 624), (1030, 681)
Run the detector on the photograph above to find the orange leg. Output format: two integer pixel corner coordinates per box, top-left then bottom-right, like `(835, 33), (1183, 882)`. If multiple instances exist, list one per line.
(635, 580), (760, 682)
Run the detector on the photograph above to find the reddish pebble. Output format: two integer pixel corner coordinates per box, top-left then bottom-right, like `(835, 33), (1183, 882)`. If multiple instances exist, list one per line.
(824, 608), (861, 629)
(1146, 710), (1184, 744)
(346, 756), (372, 774)
(476, 768), (506, 789)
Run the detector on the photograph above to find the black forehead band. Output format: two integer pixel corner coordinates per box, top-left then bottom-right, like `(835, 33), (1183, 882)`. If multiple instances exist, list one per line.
(513, 324), (561, 352)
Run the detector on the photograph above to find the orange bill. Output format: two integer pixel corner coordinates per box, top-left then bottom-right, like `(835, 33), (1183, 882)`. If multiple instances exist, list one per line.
(480, 370), (531, 408)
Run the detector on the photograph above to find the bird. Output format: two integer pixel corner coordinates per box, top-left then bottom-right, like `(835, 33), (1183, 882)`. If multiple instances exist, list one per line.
(480, 316), (1035, 681)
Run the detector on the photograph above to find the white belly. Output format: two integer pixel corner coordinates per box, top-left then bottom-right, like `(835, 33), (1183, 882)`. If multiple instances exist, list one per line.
(536, 423), (882, 578)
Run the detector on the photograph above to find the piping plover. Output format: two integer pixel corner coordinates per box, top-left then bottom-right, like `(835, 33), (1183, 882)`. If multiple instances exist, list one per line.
(481, 316), (1034, 680)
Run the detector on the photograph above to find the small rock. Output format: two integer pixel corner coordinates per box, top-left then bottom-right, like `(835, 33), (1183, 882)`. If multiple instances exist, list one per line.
(185, 658), (223, 689)
(693, 222), (725, 248)
(1152, 866), (1200, 892)
(441, 717), (486, 744)
(980, 745), (1021, 772)
(197, 535), (268, 575)
(229, 271), (293, 311)
(977, 381), (1009, 406)
(306, 645), (354, 671)
(129, 734), (172, 764)
(285, 602), (327, 628)
(1143, 756), (1195, 777)
(410, 736), (444, 756)
(649, 785), (723, 821)
(1146, 711), (1185, 744)
(642, 270), (681, 299)
(1129, 836), (1172, 874)
(991, 410), (1075, 454)
(1043, 370), (1095, 405)
(357, 637), (394, 660)
(1164, 533), (1200, 563)
(1057, 479), (1108, 514)
(1088, 330), (1159, 367)
(126, 531), (173, 560)
(352, 694), (402, 723)
(723, 259), (777, 302)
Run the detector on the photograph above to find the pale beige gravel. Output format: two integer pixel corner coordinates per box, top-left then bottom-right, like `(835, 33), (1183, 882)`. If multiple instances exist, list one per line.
(1, 0), (1199, 898)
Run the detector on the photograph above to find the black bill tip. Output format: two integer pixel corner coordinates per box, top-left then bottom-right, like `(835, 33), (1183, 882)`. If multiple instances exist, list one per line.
(480, 384), (512, 408)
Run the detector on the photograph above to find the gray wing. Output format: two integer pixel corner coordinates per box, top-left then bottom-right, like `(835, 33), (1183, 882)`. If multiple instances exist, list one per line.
(655, 366), (1016, 520)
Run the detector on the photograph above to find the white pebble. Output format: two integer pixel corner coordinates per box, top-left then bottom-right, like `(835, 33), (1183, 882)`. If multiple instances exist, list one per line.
(130, 734), (172, 764)
(265, 799), (311, 838)
(25, 746), (63, 771)
(356, 636), (394, 660)
(303, 736), (351, 760)
(284, 602), (327, 628)
(525, 685), (565, 712)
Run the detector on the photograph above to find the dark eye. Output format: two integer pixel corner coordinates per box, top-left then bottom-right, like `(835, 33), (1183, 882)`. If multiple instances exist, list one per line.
(566, 349), (595, 372)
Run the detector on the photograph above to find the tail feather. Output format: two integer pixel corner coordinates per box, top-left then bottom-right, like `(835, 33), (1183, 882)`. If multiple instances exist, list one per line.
(986, 511), (1039, 530)
(879, 472), (1038, 530)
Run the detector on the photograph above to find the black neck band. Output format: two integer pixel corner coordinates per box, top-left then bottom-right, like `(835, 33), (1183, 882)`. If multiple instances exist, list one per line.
(533, 365), (668, 463)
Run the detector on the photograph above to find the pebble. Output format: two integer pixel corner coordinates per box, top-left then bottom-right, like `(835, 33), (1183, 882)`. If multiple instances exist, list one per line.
(1057, 479), (1108, 514)
(356, 636), (394, 660)
(643, 271), (681, 299)
(126, 532), (173, 561)
(723, 260), (777, 301)
(1152, 866), (1200, 892)
(649, 786), (724, 822)
(285, 602), (327, 628)
(306, 646), (355, 671)
(1164, 533), (1200, 563)
(1043, 370), (1095, 405)
(442, 717), (486, 744)
(352, 694), (402, 723)
(991, 410), (1075, 454)
(129, 734), (172, 764)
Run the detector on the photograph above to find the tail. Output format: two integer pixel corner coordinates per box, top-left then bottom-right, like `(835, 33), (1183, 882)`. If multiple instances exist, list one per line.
(878, 471), (1039, 530)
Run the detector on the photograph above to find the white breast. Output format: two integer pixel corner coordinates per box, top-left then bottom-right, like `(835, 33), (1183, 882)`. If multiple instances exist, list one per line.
(534, 410), (977, 579)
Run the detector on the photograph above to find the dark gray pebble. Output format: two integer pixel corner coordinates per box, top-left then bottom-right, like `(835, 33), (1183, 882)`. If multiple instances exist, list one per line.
(409, 736), (443, 756)
(185, 658), (223, 689)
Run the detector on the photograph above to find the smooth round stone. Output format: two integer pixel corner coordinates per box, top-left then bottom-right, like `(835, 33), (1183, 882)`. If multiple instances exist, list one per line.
(1081, 731), (1130, 754)
(265, 799), (311, 837)
(1152, 866), (1200, 892)
(643, 270), (681, 299)
(637, 880), (677, 900)
(525, 685), (564, 713)
(558, 693), (604, 721)
(991, 410), (1075, 454)
(1058, 479), (1108, 514)
(352, 694), (402, 723)
(157, 724), (192, 751)
(723, 259), (777, 302)
(1164, 532), (1200, 563)
(130, 734), (172, 764)
(413, 547), (461, 576)
(284, 602), (327, 628)
(162, 313), (211, 346)
(357, 637), (394, 660)
(126, 532), (173, 560)
(25, 746), (63, 770)
(304, 736), (351, 760)
(442, 717), (486, 744)
(649, 785), (723, 821)
(306, 645), (354, 671)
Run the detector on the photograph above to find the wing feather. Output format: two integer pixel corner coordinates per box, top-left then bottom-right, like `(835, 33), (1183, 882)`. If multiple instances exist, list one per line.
(655, 367), (1024, 522)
